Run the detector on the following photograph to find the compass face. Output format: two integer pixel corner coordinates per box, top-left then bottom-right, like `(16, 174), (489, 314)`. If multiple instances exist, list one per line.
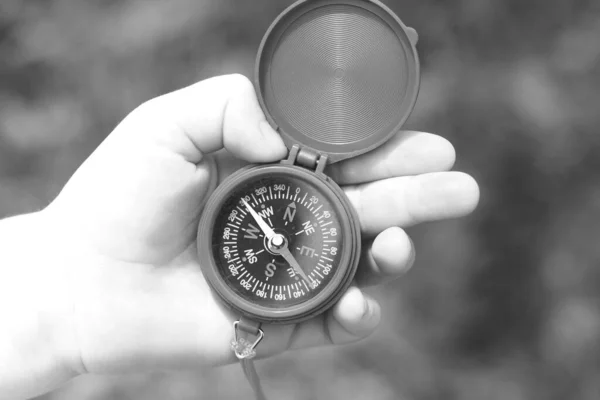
(211, 173), (345, 309)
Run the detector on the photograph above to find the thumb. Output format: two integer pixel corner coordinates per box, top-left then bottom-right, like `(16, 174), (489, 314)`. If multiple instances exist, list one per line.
(113, 73), (287, 164)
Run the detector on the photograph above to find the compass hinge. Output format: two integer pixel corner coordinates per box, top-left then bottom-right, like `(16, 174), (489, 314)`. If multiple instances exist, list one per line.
(286, 145), (328, 175)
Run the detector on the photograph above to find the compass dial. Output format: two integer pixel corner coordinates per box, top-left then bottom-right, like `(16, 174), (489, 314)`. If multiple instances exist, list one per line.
(211, 174), (345, 309)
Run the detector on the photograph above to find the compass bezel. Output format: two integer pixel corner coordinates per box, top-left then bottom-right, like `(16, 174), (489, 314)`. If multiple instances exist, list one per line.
(197, 163), (361, 325)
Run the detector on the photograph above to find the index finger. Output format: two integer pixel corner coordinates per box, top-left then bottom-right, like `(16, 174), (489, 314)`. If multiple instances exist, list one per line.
(326, 131), (456, 185)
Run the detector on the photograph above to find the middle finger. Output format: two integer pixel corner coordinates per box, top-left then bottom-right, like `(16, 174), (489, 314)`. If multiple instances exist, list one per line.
(343, 171), (480, 237)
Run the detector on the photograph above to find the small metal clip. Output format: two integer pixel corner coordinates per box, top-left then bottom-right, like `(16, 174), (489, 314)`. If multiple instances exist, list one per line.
(231, 320), (265, 360)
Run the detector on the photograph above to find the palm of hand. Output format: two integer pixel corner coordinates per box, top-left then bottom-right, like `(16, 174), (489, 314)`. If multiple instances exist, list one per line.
(45, 75), (478, 375)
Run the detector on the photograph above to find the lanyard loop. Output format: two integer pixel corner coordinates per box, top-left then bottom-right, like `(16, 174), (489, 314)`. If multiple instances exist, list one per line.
(231, 318), (267, 400)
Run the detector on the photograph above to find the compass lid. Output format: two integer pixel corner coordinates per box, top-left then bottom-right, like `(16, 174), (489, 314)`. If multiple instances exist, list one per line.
(256, 0), (420, 163)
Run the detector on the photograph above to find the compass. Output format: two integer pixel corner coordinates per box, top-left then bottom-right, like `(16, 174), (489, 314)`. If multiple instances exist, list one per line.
(197, 0), (420, 385)
(199, 159), (361, 323)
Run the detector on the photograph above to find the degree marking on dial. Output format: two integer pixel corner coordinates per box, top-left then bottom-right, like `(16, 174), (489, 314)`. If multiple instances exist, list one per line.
(237, 270), (247, 280)
(252, 280), (259, 293)
(322, 256), (334, 262)
(301, 280), (310, 291)
(321, 221), (332, 228)
(286, 187), (290, 199)
(269, 187), (273, 199)
(324, 240), (336, 243)
(314, 204), (323, 213)
(236, 206), (247, 216)
(270, 285), (274, 298)
(301, 193), (307, 204)
(227, 223), (239, 231)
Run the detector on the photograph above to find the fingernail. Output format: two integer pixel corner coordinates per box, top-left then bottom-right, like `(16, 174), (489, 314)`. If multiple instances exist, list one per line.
(361, 296), (371, 320)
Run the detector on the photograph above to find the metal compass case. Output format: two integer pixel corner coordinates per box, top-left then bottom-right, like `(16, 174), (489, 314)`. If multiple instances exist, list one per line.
(197, 0), (419, 396)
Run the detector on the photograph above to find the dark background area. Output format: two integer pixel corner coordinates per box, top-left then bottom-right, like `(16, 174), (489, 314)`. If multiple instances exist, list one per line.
(1, 0), (600, 399)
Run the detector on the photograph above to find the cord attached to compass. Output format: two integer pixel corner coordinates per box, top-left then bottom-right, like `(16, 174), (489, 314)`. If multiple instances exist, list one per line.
(231, 318), (266, 400)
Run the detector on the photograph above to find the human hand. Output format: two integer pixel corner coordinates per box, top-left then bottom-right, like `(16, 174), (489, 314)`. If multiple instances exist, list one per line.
(43, 74), (479, 376)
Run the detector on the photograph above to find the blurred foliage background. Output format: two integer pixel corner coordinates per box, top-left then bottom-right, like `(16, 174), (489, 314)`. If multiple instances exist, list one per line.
(1, 0), (600, 399)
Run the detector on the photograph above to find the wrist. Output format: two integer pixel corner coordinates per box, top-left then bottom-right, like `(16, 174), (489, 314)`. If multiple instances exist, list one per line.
(36, 209), (85, 377)
(0, 211), (81, 398)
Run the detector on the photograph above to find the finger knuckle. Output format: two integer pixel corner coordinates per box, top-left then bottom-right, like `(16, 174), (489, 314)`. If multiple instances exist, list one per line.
(222, 73), (254, 93)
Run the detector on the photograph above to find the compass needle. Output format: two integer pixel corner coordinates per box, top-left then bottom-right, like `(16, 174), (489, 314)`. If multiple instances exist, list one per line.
(242, 199), (276, 240)
(279, 246), (312, 286)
